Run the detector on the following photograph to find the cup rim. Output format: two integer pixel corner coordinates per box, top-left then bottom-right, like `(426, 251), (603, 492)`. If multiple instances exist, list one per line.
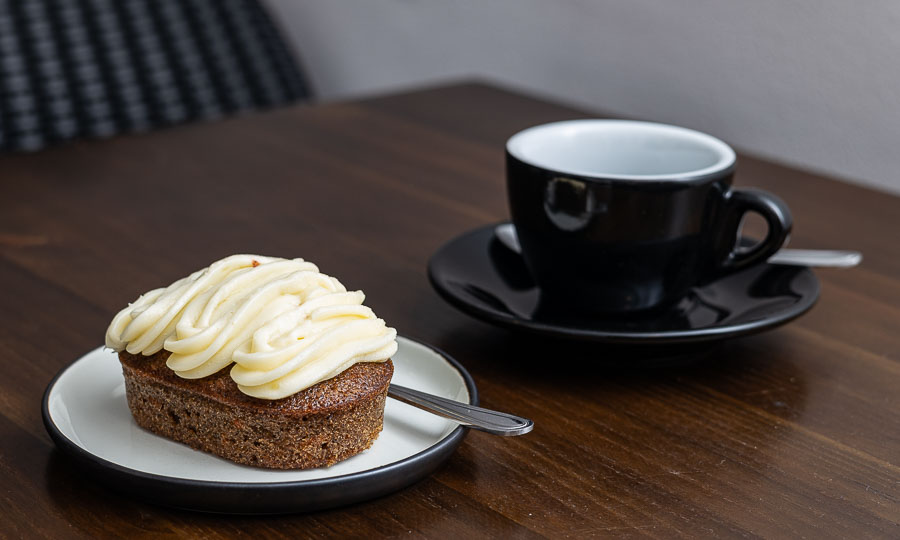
(506, 119), (736, 182)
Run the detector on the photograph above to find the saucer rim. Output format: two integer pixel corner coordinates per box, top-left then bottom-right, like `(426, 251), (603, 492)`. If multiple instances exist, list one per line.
(427, 224), (820, 344)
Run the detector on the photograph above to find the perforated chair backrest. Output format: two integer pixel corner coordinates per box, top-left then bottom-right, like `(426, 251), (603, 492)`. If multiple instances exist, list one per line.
(0, 0), (309, 151)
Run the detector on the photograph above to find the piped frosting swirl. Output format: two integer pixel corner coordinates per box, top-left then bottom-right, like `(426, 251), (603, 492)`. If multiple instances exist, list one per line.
(105, 255), (397, 399)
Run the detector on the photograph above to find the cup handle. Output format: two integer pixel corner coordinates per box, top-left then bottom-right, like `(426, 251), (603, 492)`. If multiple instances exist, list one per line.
(718, 188), (793, 273)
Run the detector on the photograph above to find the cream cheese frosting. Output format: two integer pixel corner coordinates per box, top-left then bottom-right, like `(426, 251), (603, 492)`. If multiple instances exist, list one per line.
(105, 254), (397, 399)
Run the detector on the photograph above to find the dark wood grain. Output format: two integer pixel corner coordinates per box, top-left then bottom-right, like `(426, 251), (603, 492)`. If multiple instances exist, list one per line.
(1, 81), (898, 538)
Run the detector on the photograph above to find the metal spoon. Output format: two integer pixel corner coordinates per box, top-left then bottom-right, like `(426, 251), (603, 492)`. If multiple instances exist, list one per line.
(388, 384), (534, 436)
(494, 223), (861, 268)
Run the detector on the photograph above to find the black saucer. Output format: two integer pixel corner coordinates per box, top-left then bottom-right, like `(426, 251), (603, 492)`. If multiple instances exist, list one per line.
(427, 225), (819, 344)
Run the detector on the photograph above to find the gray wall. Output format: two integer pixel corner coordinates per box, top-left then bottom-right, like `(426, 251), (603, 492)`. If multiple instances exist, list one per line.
(265, 0), (900, 195)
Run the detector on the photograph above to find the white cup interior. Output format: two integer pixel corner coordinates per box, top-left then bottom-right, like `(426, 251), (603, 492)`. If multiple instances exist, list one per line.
(506, 120), (736, 180)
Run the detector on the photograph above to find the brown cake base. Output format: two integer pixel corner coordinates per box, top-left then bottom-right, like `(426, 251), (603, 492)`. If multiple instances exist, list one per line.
(119, 350), (393, 470)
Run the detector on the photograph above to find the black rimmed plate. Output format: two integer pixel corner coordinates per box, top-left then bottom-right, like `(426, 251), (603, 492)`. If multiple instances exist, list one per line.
(42, 336), (477, 514)
(428, 225), (819, 344)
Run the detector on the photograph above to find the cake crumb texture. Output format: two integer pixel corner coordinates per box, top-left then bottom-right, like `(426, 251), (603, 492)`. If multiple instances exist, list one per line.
(120, 351), (393, 469)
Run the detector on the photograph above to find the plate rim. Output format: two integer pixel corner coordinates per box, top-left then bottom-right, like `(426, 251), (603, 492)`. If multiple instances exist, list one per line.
(428, 224), (820, 344)
(42, 335), (478, 513)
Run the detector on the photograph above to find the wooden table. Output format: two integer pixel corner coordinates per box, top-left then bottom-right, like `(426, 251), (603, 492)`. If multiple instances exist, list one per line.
(2, 82), (898, 538)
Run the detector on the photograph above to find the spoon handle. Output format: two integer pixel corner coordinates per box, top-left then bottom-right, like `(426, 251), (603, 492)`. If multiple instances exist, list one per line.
(768, 249), (862, 268)
(388, 384), (534, 436)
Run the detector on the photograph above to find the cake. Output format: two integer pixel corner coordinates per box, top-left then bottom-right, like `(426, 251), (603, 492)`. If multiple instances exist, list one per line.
(105, 255), (398, 469)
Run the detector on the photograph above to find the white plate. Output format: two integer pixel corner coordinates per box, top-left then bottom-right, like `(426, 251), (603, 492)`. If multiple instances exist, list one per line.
(43, 336), (476, 513)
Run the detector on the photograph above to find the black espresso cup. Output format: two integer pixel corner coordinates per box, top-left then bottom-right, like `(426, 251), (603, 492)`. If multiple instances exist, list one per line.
(506, 119), (792, 314)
